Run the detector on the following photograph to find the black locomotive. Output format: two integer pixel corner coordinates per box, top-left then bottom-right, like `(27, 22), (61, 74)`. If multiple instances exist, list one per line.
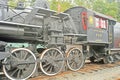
(0, 0), (120, 80)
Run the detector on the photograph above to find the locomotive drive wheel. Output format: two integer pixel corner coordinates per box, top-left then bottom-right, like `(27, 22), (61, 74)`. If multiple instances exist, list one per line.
(40, 48), (64, 76)
(67, 48), (84, 71)
(3, 48), (37, 80)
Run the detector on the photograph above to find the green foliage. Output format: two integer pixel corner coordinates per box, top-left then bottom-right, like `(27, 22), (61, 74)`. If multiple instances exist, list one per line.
(8, 0), (17, 8)
(75, 0), (93, 9)
(30, 0), (36, 6)
(74, 0), (119, 21)
(117, 2), (120, 22)
(93, 0), (118, 20)
(49, 0), (73, 12)
(8, 0), (120, 21)
(49, 0), (58, 11)
(8, 0), (26, 8)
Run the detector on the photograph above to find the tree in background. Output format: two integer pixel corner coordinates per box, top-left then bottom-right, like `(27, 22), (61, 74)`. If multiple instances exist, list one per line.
(8, 0), (18, 7)
(49, 0), (73, 12)
(74, 0), (94, 9)
(92, 0), (118, 19)
(117, 1), (120, 22)
(8, 0), (35, 8)
(7, 0), (120, 21)
(72, 0), (119, 21)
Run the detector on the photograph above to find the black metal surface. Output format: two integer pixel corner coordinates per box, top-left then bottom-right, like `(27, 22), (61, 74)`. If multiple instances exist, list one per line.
(0, 52), (10, 60)
(0, 61), (2, 69)
(87, 28), (108, 43)
(64, 6), (87, 34)
(0, 41), (7, 51)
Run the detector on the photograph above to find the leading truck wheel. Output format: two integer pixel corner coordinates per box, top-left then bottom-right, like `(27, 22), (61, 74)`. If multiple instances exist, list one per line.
(67, 48), (84, 71)
(3, 48), (37, 80)
(40, 48), (64, 76)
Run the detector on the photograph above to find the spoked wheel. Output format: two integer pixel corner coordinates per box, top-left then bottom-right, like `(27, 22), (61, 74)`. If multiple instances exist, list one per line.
(40, 48), (64, 76)
(67, 48), (84, 71)
(3, 48), (37, 80)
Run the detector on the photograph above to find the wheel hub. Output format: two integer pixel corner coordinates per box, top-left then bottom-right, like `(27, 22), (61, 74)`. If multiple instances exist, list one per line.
(17, 60), (26, 69)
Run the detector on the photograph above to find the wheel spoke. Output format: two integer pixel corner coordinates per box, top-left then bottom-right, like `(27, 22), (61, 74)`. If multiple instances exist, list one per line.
(70, 61), (74, 67)
(77, 60), (82, 66)
(13, 52), (19, 58)
(53, 51), (58, 57)
(43, 62), (50, 68)
(54, 65), (59, 72)
(75, 50), (79, 56)
(50, 50), (54, 56)
(20, 51), (23, 59)
(23, 51), (28, 60)
(45, 64), (51, 72)
(10, 68), (19, 76)
(14, 51), (21, 59)
(47, 52), (51, 57)
(56, 54), (62, 58)
(74, 62), (78, 69)
(48, 66), (53, 73)
(26, 55), (33, 60)
(17, 70), (21, 78)
(11, 54), (19, 60)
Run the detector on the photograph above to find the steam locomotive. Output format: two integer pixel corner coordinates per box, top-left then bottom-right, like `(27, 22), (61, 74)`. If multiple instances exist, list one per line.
(0, 0), (120, 80)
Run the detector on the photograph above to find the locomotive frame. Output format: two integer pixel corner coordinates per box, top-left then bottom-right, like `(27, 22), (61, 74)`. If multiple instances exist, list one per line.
(0, 1), (120, 80)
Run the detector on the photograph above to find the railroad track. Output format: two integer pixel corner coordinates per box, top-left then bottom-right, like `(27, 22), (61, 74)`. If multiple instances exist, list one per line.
(1, 61), (120, 80)
(30, 61), (120, 80)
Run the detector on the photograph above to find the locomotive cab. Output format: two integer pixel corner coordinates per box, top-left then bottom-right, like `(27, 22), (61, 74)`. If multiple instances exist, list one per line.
(64, 6), (111, 44)
(64, 6), (116, 63)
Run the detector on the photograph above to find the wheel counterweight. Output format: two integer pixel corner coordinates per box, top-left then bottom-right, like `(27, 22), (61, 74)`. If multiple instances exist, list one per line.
(40, 48), (64, 76)
(67, 48), (84, 71)
(3, 48), (37, 80)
